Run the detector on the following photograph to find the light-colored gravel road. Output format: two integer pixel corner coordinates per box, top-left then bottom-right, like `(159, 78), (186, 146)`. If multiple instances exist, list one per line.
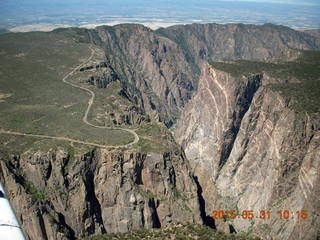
(1, 46), (139, 149)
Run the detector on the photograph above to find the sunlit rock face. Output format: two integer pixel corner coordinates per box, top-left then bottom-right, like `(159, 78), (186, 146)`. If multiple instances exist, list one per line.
(0, 148), (201, 239)
(174, 63), (320, 239)
(94, 23), (320, 127)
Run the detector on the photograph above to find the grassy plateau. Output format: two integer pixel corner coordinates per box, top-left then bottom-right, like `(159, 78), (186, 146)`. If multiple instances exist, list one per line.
(0, 29), (134, 148)
(210, 50), (320, 113)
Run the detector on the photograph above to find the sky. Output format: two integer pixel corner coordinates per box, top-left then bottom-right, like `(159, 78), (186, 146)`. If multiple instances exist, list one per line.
(224, 0), (318, 4)
(0, 0), (319, 31)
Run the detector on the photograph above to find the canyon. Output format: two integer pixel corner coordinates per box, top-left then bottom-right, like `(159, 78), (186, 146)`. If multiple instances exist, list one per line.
(0, 23), (319, 239)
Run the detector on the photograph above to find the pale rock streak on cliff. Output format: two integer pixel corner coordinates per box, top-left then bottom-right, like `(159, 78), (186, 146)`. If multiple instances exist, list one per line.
(174, 63), (319, 239)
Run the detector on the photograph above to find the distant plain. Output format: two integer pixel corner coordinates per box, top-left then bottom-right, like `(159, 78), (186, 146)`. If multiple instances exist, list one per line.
(1, 0), (319, 32)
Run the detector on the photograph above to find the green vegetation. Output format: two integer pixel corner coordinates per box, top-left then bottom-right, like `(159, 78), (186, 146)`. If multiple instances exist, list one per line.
(63, 45), (132, 127)
(0, 29), (134, 148)
(210, 50), (320, 113)
(23, 180), (45, 200)
(0, 28), (176, 162)
(137, 187), (166, 203)
(83, 223), (260, 240)
(0, 134), (39, 159)
(0, 131), (93, 162)
(134, 123), (177, 152)
(242, 220), (255, 238)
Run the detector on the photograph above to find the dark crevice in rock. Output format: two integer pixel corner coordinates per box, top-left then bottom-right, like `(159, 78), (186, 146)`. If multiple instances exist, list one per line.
(164, 152), (176, 186)
(45, 161), (52, 181)
(37, 209), (48, 240)
(82, 152), (107, 235)
(80, 62), (109, 72)
(4, 158), (40, 203)
(141, 208), (146, 228)
(169, 167), (176, 186)
(229, 224), (237, 234)
(3, 157), (76, 239)
(45, 204), (77, 240)
(148, 198), (161, 228)
(119, 81), (144, 107)
(193, 176), (216, 229)
(165, 120), (174, 128)
(57, 212), (76, 240)
(219, 74), (263, 169)
(61, 156), (69, 189)
(5, 161), (24, 188)
(134, 155), (144, 185)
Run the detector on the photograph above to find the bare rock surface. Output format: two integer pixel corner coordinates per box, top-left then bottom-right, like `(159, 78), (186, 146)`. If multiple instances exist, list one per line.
(174, 63), (320, 239)
(92, 23), (320, 126)
(0, 148), (201, 239)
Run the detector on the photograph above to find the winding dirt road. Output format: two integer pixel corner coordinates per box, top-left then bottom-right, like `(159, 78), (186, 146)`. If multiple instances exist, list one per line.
(0, 46), (139, 149)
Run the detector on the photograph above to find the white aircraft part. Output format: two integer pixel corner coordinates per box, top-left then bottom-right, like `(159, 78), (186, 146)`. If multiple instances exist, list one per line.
(0, 182), (26, 240)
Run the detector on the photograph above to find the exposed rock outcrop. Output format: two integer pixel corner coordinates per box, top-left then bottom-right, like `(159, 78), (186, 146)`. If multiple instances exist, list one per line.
(80, 62), (108, 72)
(85, 64), (119, 89)
(86, 72), (117, 89)
(174, 63), (320, 239)
(110, 106), (150, 125)
(89, 23), (320, 127)
(0, 148), (201, 239)
(94, 24), (197, 127)
(158, 23), (320, 63)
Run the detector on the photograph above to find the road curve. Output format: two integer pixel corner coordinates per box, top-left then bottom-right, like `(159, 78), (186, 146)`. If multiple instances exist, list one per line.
(1, 46), (139, 149)
(62, 46), (140, 148)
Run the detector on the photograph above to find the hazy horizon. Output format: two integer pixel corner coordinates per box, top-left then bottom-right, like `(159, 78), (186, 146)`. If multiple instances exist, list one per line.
(1, 0), (319, 32)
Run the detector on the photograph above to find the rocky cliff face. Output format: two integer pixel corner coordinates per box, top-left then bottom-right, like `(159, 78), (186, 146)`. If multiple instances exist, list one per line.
(0, 148), (201, 239)
(174, 63), (320, 239)
(1, 23), (320, 240)
(91, 23), (320, 127)
(93, 24), (198, 127)
(157, 23), (319, 64)
(174, 64), (262, 178)
(216, 89), (320, 239)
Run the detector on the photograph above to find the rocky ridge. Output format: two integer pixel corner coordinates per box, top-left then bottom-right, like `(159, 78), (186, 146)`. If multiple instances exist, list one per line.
(88, 23), (320, 126)
(0, 147), (201, 239)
